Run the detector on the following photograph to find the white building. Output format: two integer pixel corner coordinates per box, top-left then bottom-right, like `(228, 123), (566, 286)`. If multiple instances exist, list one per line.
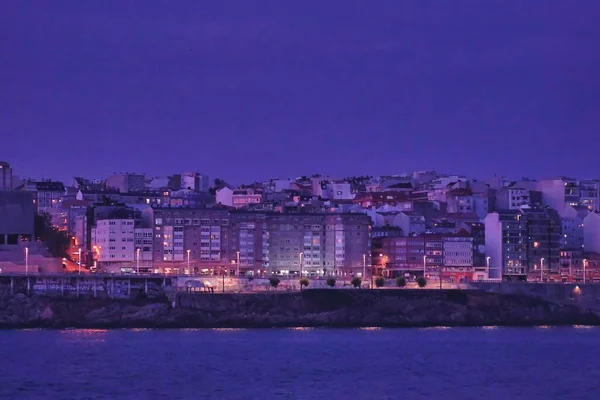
(216, 187), (233, 207)
(323, 182), (354, 200)
(92, 217), (136, 268)
(560, 206), (586, 250)
(583, 212), (600, 253)
(537, 178), (579, 213)
(395, 213), (426, 237)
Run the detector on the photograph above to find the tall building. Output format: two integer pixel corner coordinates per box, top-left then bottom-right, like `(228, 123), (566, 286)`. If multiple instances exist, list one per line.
(583, 212), (600, 253)
(485, 208), (560, 281)
(0, 161), (13, 190)
(267, 213), (371, 277)
(152, 208), (230, 273)
(374, 234), (473, 282)
(228, 211), (269, 275)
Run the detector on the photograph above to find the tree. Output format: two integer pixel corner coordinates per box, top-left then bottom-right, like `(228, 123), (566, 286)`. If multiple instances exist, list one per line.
(417, 277), (427, 288)
(375, 277), (385, 288)
(326, 277), (336, 287)
(300, 278), (310, 289)
(396, 277), (407, 288)
(351, 277), (362, 288)
(34, 212), (70, 259)
(269, 277), (281, 288)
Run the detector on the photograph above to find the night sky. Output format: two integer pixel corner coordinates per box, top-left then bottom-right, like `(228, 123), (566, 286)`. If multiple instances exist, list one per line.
(2, 1), (599, 185)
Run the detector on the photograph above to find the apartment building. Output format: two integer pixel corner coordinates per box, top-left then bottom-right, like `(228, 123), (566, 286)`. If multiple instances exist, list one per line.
(267, 213), (371, 277)
(374, 234), (473, 282)
(152, 208), (230, 273)
(537, 177), (579, 213)
(227, 211), (269, 275)
(92, 211), (136, 267)
(17, 180), (65, 212)
(580, 180), (600, 212)
(485, 208), (560, 281)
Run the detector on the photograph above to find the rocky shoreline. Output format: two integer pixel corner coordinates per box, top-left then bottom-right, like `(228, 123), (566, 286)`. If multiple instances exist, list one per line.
(1, 289), (599, 329)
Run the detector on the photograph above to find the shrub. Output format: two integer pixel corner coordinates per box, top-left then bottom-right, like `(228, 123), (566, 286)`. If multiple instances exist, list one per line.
(417, 276), (427, 288)
(269, 277), (281, 288)
(247, 276), (254, 282)
(396, 277), (407, 288)
(326, 277), (336, 287)
(375, 277), (385, 288)
(300, 278), (310, 288)
(351, 277), (362, 288)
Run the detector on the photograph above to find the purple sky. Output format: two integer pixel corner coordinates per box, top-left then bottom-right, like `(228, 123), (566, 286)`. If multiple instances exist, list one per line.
(2, 1), (600, 185)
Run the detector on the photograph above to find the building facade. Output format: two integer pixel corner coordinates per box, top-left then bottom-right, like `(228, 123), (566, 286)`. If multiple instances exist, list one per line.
(485, 208), (560, 281)
(0, 161), (12, 190)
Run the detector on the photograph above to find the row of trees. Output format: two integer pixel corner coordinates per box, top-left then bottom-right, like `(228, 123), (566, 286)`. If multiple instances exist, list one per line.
(267, 276), (428, 289)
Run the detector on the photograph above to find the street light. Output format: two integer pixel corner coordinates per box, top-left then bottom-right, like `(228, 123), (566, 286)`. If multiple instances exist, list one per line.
(236, 250), (240, 277)
(137, 248), (141, 275)
(186, 249), (191, 275)
(486, 256), (491, 279)
(362, 254), (366, 280)
(78, 248), (82, 275)
(423, 255), (427, 278)
(299, 252), (303, 278)
(25, 247), (29, 275)
(583, 259), (587, 284)
(540, 258), (545, 282)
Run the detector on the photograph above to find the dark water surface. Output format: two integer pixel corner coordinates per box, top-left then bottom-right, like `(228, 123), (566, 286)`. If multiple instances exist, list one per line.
(0, 327), (598, 399)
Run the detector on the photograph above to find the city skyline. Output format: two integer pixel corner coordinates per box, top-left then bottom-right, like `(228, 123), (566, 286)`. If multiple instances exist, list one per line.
(2, 1), (600, 183)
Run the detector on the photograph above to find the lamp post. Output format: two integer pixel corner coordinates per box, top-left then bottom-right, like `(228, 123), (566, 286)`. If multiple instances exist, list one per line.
(362, 253), (366, 280)
(236, 250), (240, 277)
(299, 252), (303, 278)
(186, 249), (191, 275)
(583, 259), (587, 284)
(540, 258), (545, 282)
(486, 256), (491, 280)
(25, 247), (29, 275)
(423, 255), (427, 278)
(78, 248), (82, 275)
(222, 268), (228, 293)
(137, 248), (141, 275)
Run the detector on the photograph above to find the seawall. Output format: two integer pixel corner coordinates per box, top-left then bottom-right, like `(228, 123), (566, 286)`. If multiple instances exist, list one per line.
(469, 283), (600, 313)
(1, 289), (599, 329)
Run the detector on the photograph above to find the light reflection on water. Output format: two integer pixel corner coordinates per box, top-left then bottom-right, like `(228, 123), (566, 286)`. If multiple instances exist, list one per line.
(573, 325), (595, 329)
(2, 327), (599, 399)
(420, 326), (452, 330)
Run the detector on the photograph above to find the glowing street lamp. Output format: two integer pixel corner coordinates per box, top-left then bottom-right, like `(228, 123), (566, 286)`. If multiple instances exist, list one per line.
(25, 247), (29, 275)
(137, 248), (141, 275)
(186, 249), (191, 275)
(540, 258), (545, 282)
